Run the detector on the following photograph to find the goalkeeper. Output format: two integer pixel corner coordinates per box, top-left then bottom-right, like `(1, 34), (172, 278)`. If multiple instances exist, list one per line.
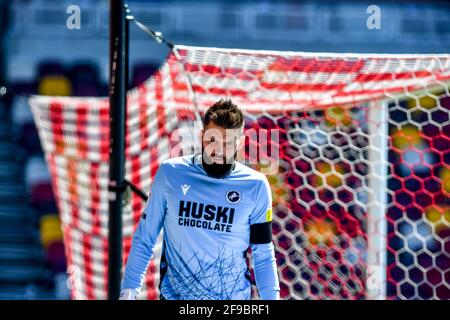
(120, 99), (280, 300)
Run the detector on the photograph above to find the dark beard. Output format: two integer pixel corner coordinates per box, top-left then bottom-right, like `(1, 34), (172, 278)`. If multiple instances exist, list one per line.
(201, 151), (237, 179)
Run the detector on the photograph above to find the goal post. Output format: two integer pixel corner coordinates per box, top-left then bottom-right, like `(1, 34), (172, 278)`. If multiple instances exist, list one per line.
(28, 45), (450, 300)
(366, 100), (388, 300)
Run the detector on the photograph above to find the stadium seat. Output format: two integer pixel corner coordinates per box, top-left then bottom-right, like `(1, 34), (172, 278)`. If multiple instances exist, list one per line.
(0, 182), (25, 203)
(0, 223), (38, 245)
(17, 122), (43, 156)
(69, 62), (99, 84)
(0, 143), (23, 162)
(30, 182), (57, 215)
(38, 76), (72, 96)
(44, 241), (66, 273)
(0, 119), (10, 141)
(70, 62), (102, 96)
(54, 272), (70, 300)
(72, 83), (100, 97)
(0, 82), (53, 299)
(11, 96), (34, 129)
(25, 156), (51, 191)
(39, 214), (63, 249)
(10, 82), (37, 96)
(0, 204), (30, 225)
(0, 161), (22, 184)
(40, 214), (66, 275)
(37, 61), (66, 78)
(0, 264), (45, 283)
(0, 243), (42, 263)
(132, 63), (158, 87)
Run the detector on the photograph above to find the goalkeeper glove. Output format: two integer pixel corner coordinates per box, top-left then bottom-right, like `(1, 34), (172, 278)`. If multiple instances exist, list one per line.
(119, 288), (139, 300)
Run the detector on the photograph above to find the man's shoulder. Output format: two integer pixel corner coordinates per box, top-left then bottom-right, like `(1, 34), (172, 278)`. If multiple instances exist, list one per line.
(234, 162), (268, 183)
(160, 155), (196, 170)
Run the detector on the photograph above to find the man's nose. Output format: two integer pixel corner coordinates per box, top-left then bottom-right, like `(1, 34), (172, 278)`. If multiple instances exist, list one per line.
(211, 142), (224, 156)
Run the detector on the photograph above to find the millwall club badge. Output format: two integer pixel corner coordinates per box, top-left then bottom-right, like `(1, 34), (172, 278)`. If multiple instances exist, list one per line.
(226, 190), (241, 204)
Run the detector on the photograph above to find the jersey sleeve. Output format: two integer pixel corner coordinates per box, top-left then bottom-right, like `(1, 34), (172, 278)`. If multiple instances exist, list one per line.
(121, 163), (168, 292)
(251, 242), (280, 300)
(249, 175), (280, 299)
(249, 176), (273, 244)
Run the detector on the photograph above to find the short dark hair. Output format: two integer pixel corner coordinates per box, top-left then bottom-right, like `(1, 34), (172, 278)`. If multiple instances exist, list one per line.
(203, 99), (244, 131)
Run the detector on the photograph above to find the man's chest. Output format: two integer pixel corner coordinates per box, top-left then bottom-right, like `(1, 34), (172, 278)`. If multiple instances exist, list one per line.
(164, 175), (256, 231)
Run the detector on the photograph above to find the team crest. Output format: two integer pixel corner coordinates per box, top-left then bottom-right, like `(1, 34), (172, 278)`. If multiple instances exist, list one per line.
(226, 190), (241, 204)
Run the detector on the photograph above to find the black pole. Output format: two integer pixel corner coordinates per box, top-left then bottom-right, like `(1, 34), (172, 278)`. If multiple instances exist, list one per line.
(108, 0), (127, 300)
(0, 0), (8, 87)
(125, 4), (132, 91)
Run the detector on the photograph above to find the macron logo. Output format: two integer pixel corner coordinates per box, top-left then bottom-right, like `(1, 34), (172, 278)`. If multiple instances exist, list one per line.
(181, 184), (191, 196)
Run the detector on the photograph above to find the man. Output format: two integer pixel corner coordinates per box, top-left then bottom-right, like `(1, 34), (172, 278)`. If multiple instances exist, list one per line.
(120, 99), (280, 300)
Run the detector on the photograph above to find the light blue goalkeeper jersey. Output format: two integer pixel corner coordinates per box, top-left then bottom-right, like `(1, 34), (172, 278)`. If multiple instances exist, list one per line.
(121, 154), (280, 300)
